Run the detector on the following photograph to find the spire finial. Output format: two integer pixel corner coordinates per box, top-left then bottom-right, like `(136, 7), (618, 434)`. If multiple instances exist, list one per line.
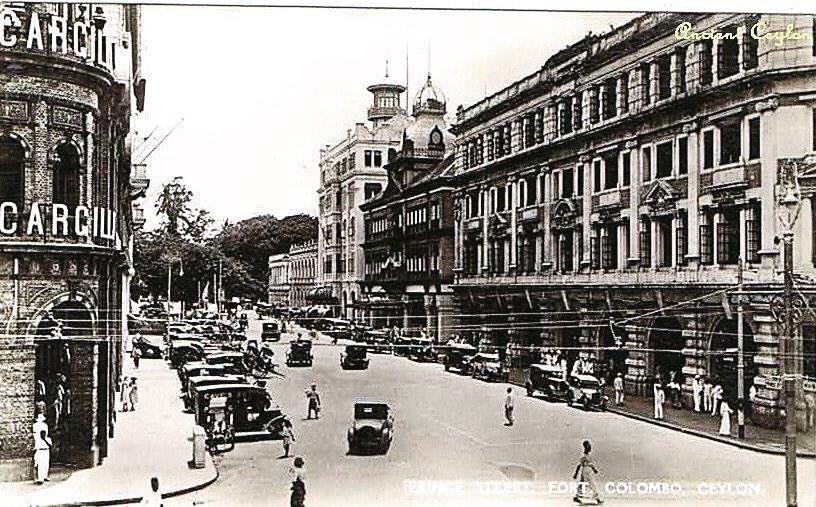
(385, 58), (389, 79)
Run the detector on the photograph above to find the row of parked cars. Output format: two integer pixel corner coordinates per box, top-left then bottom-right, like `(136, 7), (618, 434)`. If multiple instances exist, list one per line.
(163, 320), (290, 453)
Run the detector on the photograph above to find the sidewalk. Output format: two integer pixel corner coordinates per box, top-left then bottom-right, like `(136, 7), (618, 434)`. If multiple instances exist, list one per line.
(0, 355), (218, 507)
(607, 393), (816, 457)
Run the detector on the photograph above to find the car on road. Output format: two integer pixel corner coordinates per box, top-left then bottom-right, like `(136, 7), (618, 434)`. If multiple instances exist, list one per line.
(132, 335), (164, 359)
(168, 340), (205, 368)
(179, 362), (229, 392)
(526, 364), (570, 400)
(363, 329), (392, 354)
(184, 374), (248, 410)
(408, 337), (437, 362)
(261, 320), (282, 341)
(286, 339), (313, 367)
(205, 351), (249, 375)
(470, 352), (508, 382)
(567, 374), (608, 411)
(347, 399), (394, 455)
(322, 318), (354, 341)
(193, 383), (288, 439)
(443, 342), (477, 373)
(340, 342), (370, 369)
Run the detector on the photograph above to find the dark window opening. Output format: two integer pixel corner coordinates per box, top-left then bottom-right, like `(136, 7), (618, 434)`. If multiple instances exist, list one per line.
(593, 160), (602, 192)
(700, 40), (713, 85)
(717, 26), (740, 79)
(803, 326), (816, 377)
(656, 141), (673, 178)
(53, 143), (81, 208)
(0, 137), (24, 206)
(720, 122), (741, 165)
(590, 88), (600, 124)
(562, 168), (574, 198)
(748, 117), (761, 160)
(717, 208), (740, 265)
(676, 47), (687, 93)
(576, 166), (583, 194)
(700, 210), (714, 265)
(496, 187), (506, 212)
(641, 63), (652, 105)
(573, 96), (583, 131)
(746, 202), (761, 263)
(678, 137), (688, 175)
(604, 154), (618, 190)
(658, 54), (672, 100)
(590, 232), (600, 270)
(642, 146), (652, 182)
(703, 130), (715, 169)
(603, 79), (617, 120)
(639, 217), (651, 267)
(657, 216), (673, 267)
(620, 73), (629, 113)
(676, 210), (688, 266)
(364, 183), (382, 201)
(601, 225), (618, 270)
(622, 153), (631, 187)
(560, 101), (573, 136)
(364, 150), (372, 167)
(743, 30), (759, 70)
(558, 231), (574, 273)
(526, 176), (537, 204)
(373, 151), (382, 167)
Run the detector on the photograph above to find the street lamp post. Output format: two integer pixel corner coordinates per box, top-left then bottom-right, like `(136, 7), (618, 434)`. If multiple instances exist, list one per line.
(777, 160), (802, 507)
(167, 258), (184, 322)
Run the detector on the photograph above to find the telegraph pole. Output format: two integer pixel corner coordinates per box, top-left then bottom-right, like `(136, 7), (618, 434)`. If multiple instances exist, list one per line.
(737, 257), (745, 439)
(783, 223), (797, 507)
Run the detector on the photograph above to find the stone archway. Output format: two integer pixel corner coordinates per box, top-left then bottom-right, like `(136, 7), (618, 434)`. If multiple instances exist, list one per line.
(648, 316), (685, 384)
(708, 317), (756, 400)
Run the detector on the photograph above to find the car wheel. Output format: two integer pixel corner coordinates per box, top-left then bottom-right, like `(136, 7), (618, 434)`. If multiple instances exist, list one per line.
(526, 388), (533, 397)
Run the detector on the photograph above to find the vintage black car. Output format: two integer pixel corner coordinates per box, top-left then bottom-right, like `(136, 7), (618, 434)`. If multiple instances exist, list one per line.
(392, 335), (412, 357)
(322, 318), (353, 341)
(133, 335), (164, 359)
(184, 374), (248, 410)
(567, 374), (608, 411)
(443, 342), (477, 373)
(470, 353), (508, 382)
(408, 337), (436, 362)
(286, 339), (313, 367)
(261, 320), (282, 341)
(169, 340), (205, 368)
(205, 351), (249, 375)
(363, 329), (392, 354)
(179, 362), (228, 392)
(193, 383), (287, 439)
(347, 399), (394, 455)
(340, 342), (370, 369)
(526, 364), (570, 400)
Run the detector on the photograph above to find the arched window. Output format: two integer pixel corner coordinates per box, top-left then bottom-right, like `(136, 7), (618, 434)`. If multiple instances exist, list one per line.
(53, 143), (81, 208)
(0, 136), (24, 206)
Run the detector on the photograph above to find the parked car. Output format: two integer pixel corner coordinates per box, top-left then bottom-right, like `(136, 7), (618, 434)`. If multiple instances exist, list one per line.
(179, 362), (228, 392)
(408, 337), (436, 362)
(567, 374), (608, 411)
(347, 399), (394, 455)
(192, 383), (287, 438)
(184, 374), (247, 410)
(261, 320), (282, 341)
(340, 342), (370, 369)
(168, 340), (205, 368)
(322, 318), (353, 341)
(286, 339), (313, 367)
(470, 352), (508, 382)
(205, 351), (249, 375)
(133, 335), (164, 359)
(526, 364), (570, 400)
(364, 329), (392, 354)
(443, 342), (477, 373)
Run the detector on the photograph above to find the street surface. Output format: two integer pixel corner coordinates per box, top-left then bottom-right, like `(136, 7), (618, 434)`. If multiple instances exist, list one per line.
(158, 317), (815, 507)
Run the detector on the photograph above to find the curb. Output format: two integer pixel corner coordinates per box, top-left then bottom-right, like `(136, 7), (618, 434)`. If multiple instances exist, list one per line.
(30, 454), (219, 507)
(606, 406), (816, 459)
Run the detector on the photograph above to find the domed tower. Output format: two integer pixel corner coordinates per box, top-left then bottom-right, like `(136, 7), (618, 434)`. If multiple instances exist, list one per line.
(413, 73), (446, 117)
(367, 79), (406, 127)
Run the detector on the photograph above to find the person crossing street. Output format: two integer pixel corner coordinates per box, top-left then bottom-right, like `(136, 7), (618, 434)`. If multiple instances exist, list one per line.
(305, 384), (321, 420)
(504, 387), (514, 426)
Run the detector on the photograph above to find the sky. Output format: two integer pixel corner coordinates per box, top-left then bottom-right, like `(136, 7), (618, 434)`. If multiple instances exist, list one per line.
(137, 6), (640, 230)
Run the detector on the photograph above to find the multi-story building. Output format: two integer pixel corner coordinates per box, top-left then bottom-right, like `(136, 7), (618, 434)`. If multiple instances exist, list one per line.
(268, 253), (290, 305)
(449, 13), (816, 428)
(359, 75), (457, 337)
(288, 240), (317, 308)
(316, 76), (412, 318)
(0, 3), (145, 479)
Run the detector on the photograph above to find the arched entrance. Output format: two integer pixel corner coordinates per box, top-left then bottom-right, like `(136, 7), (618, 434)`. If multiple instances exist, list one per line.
(649, 316), (684, 384)
(709, 317), (756, 400)
(34, 300), (95, 463)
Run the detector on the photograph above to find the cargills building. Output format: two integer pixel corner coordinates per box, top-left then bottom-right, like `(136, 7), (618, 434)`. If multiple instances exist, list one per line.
(0, 3), (145, 479)
(449, 13), (816, 428)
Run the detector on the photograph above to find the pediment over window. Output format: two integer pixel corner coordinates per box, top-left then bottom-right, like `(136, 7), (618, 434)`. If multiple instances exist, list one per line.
(551, 198), (579, 229)
(643, 180), (678, 212)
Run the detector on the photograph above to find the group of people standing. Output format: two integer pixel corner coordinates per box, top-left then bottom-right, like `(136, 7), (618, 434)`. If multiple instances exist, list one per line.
(120, 377), (139, 412)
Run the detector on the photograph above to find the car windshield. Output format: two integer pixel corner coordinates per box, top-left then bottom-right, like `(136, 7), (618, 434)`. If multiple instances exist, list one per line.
(354, 404), (388, 420)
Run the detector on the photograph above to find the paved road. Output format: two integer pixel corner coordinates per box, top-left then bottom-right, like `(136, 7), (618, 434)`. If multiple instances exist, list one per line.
(164, 318), (815, 507)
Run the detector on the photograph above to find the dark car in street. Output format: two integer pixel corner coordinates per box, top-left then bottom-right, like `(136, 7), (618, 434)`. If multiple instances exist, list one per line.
(286, 339), (313, 367)
(133, 335), (164, 359)
(347, 399), (394, 455)
(526, 364), (570, 401)
(192, 383), (287, 439)
(184, 374), (248, 410)
(261, 320), (282, 341)
(340, 342), (370, 369)
(168, 340), (205, 368)
(470, 352), (508, 382)
(567, 374), (608, 411)
(322, 318), (354, 341)
(443, 342), (477, 373)
(363, 329), (392, 354)
(205, 351), (249, 375)
(408, 337), (436, 362)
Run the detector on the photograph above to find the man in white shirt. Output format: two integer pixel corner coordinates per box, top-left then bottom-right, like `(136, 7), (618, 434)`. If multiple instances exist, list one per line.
(504, 387), (514, 426)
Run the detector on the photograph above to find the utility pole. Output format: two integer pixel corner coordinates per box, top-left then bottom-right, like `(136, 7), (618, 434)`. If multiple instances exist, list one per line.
(737, 257), (745, 439)
(166, 262), (171, 322)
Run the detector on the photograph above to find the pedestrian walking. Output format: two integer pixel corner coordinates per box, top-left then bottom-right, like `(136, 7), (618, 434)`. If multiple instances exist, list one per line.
(305, 384), (321, 420)
(504, 387), (514, 426)
(748, 384), (758, 421)
(654, 384), (665, 420)
(121, 377), (131, 411)
(281, 420), (296, 457)
(703, 377), (713, 413)
(289, 456), (306, 507)
(132, 347), (141, 369)
(719, 398), (734, 436)
(613, 373), (624, 406)
(711, 383), (723, 417)
(139, 477), (163, 506)
(33, 429), (52, 484)
(572, 440), (603, 504)
(692, 375), (703, 412)
(129, 378), (139, 411)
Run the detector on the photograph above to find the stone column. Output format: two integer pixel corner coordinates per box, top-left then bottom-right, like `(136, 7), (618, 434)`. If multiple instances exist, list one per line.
(481, 188), (489, 273)
(650, 218), (659, 269)
(796, 196), (813, 271)
(627, 142), (640, 265)
(713, 211), (721, 268)
(684, 122), (700, 268)
(581, 156), (592, 268)
(510, 181), (518, 270)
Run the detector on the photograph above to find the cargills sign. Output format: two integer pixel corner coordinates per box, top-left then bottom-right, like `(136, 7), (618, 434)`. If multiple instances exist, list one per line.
(0, 7), (116, 72)
(0, 202), (117, 241)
